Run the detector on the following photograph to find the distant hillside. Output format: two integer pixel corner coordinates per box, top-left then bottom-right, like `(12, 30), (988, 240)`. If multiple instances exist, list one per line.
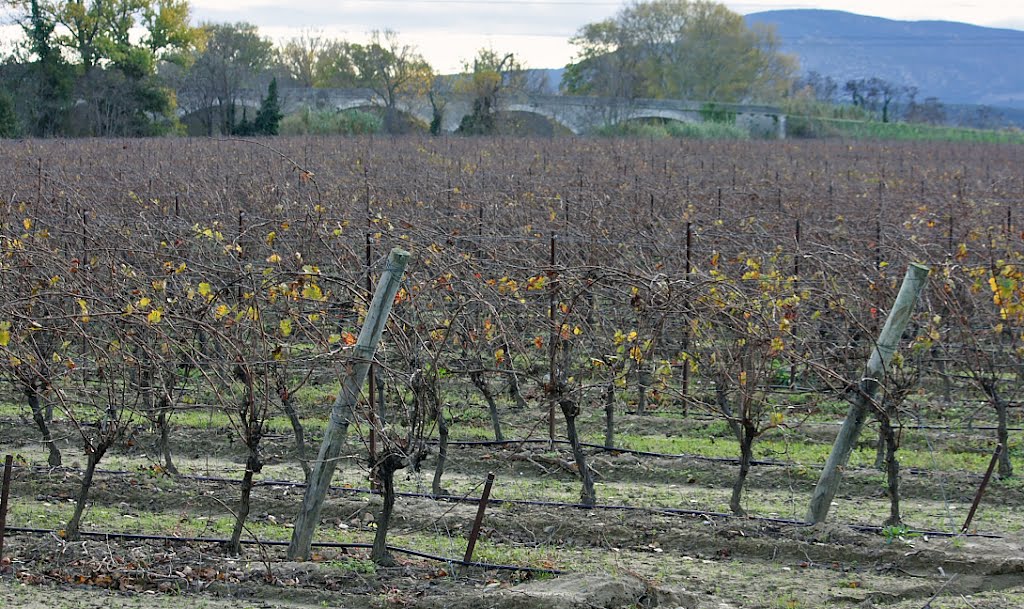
(746, 10), (1024, 108)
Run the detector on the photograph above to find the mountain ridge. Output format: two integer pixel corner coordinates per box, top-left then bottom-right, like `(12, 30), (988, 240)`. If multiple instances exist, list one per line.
(745, 9), (1024, 108)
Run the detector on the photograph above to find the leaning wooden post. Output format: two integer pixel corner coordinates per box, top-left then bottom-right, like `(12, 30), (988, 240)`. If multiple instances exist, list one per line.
(806, 263), (929, 524)
(288, 247), (411, 560)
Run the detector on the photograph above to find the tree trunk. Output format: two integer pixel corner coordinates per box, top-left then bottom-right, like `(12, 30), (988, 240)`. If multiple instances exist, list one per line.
(471, 371), (503, 442)
(635, 365), (649, 415)
(375, 368), (387, 427)
(880, 413), (902, 526)
(561, 398), (595, 507)
(371, 453), (404, 566)
(503, 344), (529, 411)
(874, 424), (886, 471)
(278, 384), (310, 479)
(604, 381), (615, 449)
(65, 443), (107, 541)
(990, 386), (1013, 478)
(27, 387), (61, 467)
(729, 423), (754, 516)
(228, 449), (262, 555)
(156, 406), (178, 475)
(432, 409), (449, 496)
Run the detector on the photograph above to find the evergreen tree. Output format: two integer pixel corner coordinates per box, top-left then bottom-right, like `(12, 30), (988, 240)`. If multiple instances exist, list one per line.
(254, 78), (283, 135)
(232, 107), (255, 136)
(0, 90), (18, 137)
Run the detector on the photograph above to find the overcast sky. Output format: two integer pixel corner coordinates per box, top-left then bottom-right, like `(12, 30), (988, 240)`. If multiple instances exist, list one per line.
(4, 1), (1023, 73)
(187, 0), (1024, 72)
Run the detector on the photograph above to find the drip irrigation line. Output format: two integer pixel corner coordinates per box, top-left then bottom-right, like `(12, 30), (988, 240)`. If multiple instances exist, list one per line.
(3, 526), (563, 575)
(429, 438), (984, 479)
(13, 465), (1001, 540)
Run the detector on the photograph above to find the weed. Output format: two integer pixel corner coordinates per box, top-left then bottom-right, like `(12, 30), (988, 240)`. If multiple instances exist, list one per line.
(881, 524), (922, 545)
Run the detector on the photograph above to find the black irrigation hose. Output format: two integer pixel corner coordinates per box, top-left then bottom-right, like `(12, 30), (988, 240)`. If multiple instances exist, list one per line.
(14, 464), (1002, 540)
(431, 438), (984, 478)
(4, 526), (564, 575)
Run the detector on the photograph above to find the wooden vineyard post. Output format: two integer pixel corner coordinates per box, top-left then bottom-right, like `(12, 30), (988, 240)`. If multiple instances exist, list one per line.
(0, 455), (12, 565)
(288, 247), (411, 560)
(806, 263), (929, 524)
(548, 234), (558, 448)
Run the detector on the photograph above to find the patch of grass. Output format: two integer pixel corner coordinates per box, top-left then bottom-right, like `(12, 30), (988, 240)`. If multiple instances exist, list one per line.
(594, 119), (750, 140)
(789, 116), (1024, 143)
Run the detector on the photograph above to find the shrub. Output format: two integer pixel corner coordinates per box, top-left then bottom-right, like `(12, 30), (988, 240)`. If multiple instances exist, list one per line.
(594, 119), (749, 140)
(0, 89), (18, 138)
(280, 108), (382, 136)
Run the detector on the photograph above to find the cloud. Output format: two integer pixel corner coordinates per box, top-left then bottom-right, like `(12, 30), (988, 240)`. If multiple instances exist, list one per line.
(191, 0), (612, 37)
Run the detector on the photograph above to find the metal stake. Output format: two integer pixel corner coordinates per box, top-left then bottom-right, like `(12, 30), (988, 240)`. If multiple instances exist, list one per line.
(961, 443), (1002, 534)
(464, 472), (496, 563)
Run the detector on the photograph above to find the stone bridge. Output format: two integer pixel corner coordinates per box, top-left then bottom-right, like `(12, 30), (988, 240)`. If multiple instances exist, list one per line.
(181, 87), (787, 138)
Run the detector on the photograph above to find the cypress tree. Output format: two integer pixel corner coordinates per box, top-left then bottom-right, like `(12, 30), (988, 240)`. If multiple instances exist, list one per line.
(254, 78), (283, 136)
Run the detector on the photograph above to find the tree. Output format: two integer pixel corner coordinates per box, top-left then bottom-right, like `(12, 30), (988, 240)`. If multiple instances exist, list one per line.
(905, 95), (946, 125)
(5, 0), (198, 69)
(253, 77), (282, 135)
(349, 30), (432, 133)
(183, 22), (274, 135)
(564, 0), (795, 103)
(844, 77), (908, 123)
(427, 73), (455, 135)
(690, 253), (804, 515)
(563, 19), (646, 102)
(793, 71), (838, 103)
(456, 48), (525, 135)
(277, 31), (357, 88)
(2, 0), (198, 135)
(0, 89), (16, 137)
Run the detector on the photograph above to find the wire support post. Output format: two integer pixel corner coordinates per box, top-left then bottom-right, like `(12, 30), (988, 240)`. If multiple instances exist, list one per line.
(961, 443), (1003, 534)
(0, 455), (12, 570)
(464, 472), (496, 564)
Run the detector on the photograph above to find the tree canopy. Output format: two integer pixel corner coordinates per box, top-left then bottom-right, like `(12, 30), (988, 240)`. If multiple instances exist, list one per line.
(2, 0), (201, 135)
(563, 0), (796, 103)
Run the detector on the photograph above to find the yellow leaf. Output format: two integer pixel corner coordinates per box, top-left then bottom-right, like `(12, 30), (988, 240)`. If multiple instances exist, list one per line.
(138, 297), (151, 308)
(0, 321), (10, 347)
(147, 309), (163, 324)
(22, 218), (32, 231)
(198, 282), (212, 298)
(302, 283), (323, 301)
(215, 304), (230, 319)
(279, 318), (293, 337)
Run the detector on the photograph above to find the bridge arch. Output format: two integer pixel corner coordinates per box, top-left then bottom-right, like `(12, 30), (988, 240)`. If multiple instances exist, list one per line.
(178, 87), (787, 138)
(503, 103), (579, 135)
